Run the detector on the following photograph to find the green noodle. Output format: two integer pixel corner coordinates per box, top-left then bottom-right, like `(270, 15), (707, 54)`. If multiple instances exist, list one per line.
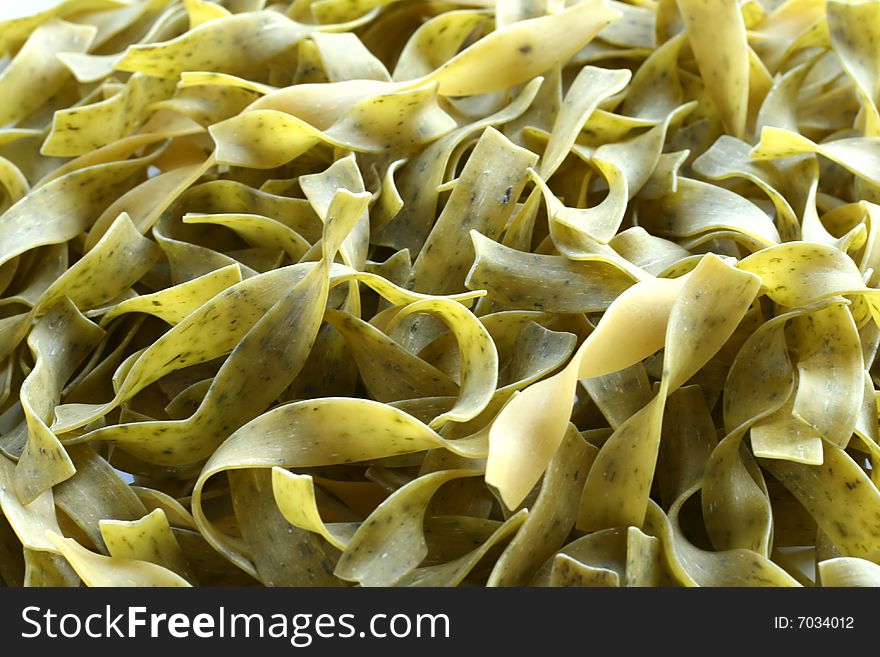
(0, 0), (879, 587)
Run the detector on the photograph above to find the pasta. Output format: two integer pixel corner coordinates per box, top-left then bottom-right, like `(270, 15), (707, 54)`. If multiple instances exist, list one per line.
(1, 0), (879, 588)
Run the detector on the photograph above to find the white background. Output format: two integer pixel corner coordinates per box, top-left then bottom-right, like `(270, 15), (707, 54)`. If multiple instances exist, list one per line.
(1, 1), (67, 20)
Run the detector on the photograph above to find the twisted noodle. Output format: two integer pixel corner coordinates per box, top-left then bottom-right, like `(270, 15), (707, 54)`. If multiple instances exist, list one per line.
(0, 0), (879, 587)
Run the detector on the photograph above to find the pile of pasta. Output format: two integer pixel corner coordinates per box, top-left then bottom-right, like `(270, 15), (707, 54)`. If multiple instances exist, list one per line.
(1, 0), (879, 587)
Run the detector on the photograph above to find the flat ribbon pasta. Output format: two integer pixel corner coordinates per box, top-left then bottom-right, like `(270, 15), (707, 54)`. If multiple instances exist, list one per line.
(2, 0), (879, 590)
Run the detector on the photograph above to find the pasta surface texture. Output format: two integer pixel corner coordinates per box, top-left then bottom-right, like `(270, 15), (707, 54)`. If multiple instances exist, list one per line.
(0, 0), (879, 587)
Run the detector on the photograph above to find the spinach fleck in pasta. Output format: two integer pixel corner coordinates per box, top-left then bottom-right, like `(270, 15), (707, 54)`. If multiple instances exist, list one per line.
(0, 0), (879, 588)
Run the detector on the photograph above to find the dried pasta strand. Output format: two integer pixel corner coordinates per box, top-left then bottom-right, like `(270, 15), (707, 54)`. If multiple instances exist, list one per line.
(3, 0), (880, 590)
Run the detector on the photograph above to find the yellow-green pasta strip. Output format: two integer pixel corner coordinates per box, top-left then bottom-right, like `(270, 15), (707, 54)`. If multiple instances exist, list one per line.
(752, 127), (880, 188)
(750, 0), (825, 72)
(487, 270), (689, 509)
(761, 443), (880, 560)
(335, 469), (483, 586)
(376, 77), (541, 253)
(52, 444), (148, 551)
(0, 313), (36, 366)
(656, 386), (717, 508)
(0, 156), (29, 209)
(64, 316), (144, 403)
(418, 316), (576, 400)
(57, 51), (124, 84)
(153, 233), (264, 283)
(488, 425), (594, 586)
(392, 10), (489, 82)
(0, 151), (158, 269)
(412, 128), (537, 294)
(38, 212), (161, 313)
(47, 532), (191, 587)
(0, 455), (65, 552)
(495, 0), (546, 29)
(211, 84), (456, 168)
(79, 0), (173, 48)
(827, 0), (880, 136)
(52, 259), (479, 435)
(818, 557), (880, 587)
(641, 177), (781, 249)
(0, 0), (122, 55)
(84, 156), (216, 249)
(87, 263), (302, 407)
(395, 510), (527, 587)
(43, 74), (177, 157)
(14, 300), (105, 504)
(299, 154), (369, 271)
(548, 554), (620, 587)
(272, 468), (354, 551)
(816, 526), (842, 564)
(645, 494), (800, 586)
(425, 0), (622, 96)
(164, 379), (212, 419)
(540, 216), (655, 281)
(599, 0), (655, 48)
(387, 297), (497, 428)
(529, 528), (627, 586)
(737, 241), (880, 315)
(114, 10), (316, 79)
(23, 549), (80, 587)
(786, 303), (862, 448)
(798, 73), (861, 135)
(701, 301), (837, 553)
(372, 157), (406, 231)
(420, 515), (501, 565)
(582, 363), (653, 432)
(538, 65), (631, 179)
(692, 135), (803, 241)
(620, 32), (685, 119)
(309, 0), (401, 23)
(183, 213), (311, 261)
(579, 256), (761, 531)
(101, 264), (243, 326)
(503, 57), (561, 148)
(0, 18), (96, 127)
(608, 228), (689, 278)
(192, 398), (487, 578)
(857, 202), (880, 284)
(497, 320), (577, 392)
(467, 231), (637, 313)
(228, 468), (340, 586)
(131, 486), (197, 531)
(249, 78), (392, 123)
(312, 32), (390, 82)
(33, 122), (192, 185)
(152, 83), (260, 127)
(676, 0), (748, 137)
(750, 392), (824, 466)
(0, 129), (43, 149)
(624, 526), (662, 587)
(754, 58), (812, 136)
(65, 191), (369, 465)
(324, 308), (458, 402)
(182, 0), (230, 27)
(100, 509), (193, 581)
(177, 71), (275, 96)
(2, 245), (70, 309)
(546, 104), (692, 245)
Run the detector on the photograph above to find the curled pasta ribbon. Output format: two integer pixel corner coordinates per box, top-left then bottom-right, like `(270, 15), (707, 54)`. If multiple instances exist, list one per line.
(487, 254), (761, 516)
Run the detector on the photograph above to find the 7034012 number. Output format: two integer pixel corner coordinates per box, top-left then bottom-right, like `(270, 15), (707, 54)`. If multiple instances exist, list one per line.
(774, 617), (854, 629)
(799, 617), (853, 629)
